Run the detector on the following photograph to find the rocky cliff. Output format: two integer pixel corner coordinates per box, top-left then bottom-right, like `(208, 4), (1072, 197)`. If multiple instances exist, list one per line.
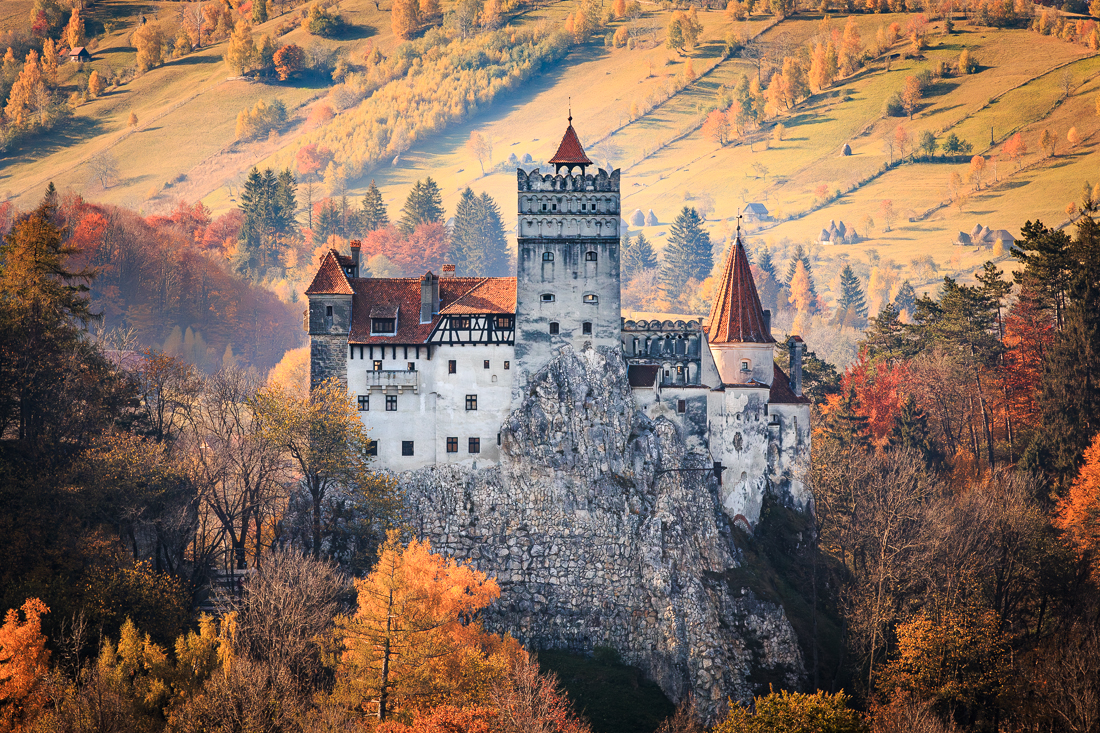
(401, 345), (806, 719)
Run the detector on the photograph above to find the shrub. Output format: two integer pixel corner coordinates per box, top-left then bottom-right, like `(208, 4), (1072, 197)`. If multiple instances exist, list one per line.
(236, 98), (288, 140)
(304, 3), (341, 36)
(884, 91), (904, 116)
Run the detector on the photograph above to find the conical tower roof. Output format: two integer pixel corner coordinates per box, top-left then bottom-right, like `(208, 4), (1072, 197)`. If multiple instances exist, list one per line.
(708, 235), (774, 344)
(548, 115), (592, 167)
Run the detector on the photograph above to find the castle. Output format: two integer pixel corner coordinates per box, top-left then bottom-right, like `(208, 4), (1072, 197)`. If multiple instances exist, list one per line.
(306, 119), (812, 526)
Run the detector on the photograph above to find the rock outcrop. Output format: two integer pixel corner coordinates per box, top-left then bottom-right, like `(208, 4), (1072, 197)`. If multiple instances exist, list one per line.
(402, 345), (805, 719)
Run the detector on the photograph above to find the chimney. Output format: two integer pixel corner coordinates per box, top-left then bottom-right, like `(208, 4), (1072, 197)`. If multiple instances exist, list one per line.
(441, 264), (455, 278)
(763, 309), (771, 338)
(788, 335), (804, 397)
(350, 240), (361, 277)
(420, 272), (439, 324)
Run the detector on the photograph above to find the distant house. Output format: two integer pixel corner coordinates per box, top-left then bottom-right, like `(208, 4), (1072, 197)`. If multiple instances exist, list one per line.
(68, 47), (91, 63)
(742, 203), (771, 222)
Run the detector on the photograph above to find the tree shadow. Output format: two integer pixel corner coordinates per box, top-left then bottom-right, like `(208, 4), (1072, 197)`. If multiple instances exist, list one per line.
(0, 117), (111, 174)
(922, 79), (957, 98)
(168, 54), (223, 67)
(330, 23), (377, 41)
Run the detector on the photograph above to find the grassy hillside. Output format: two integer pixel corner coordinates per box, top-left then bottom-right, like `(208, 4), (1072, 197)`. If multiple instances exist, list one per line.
(3, 0), (1098, 312)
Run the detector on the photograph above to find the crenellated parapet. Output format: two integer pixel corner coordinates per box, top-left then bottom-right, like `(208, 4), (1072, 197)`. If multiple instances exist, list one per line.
(517, 167), (620, 192)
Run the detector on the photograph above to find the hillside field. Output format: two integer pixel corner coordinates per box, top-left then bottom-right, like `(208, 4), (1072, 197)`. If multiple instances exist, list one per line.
(2, 0), (1098, 306)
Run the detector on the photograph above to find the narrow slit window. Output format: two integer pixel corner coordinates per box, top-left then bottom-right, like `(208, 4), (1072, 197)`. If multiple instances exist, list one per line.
(448, 360), (457, 374)
(504, 361), (510, 370)
(677, 400), (686, 414)
(549, 322), (559, 335)
(483, 360), (490, 369)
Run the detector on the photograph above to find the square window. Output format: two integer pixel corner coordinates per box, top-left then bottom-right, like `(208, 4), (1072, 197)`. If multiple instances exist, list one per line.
(357, 395), (369, 411)
(541, 293), (555, 302)
(483, 360), (490, 369)
(549, 322), (559, 335)
(407, 362), (416, 371)
(448, 360), (457, 374)
(497, 316), (512, 328)
(469, 437), (481, 454)
(446, 437), (458, 453)
(386, 395), (397, 411)
(366, 440), (377, 456)
(401, 440), (414, 456)
(582, 322), (592, 335)
(677, 399), (686, 414)
(504, 361), (510, 370)
(465, 394), (477, 411)
(583, 294), (599, 304)
(542, 252), (554, 261)
(373, 360), (383, 371)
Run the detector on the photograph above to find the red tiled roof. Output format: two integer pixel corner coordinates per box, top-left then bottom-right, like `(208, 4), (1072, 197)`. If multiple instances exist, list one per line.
(548, 123), (592, 166)
(305, 250), (353, 295)
(707, 239), (774, 344)
(769, 364), (810, 404)
(347, 276), (516, 344)
(439, 277), (516, 314)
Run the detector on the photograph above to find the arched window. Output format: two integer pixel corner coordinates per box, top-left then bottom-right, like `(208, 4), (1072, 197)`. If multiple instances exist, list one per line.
(542, 252), (554, 261)
(585, 251), (598, 262)
(583, 294), (599, 304)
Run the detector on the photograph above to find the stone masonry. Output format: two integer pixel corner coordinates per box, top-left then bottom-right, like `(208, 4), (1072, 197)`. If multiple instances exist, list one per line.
(402, 344), (805, 720)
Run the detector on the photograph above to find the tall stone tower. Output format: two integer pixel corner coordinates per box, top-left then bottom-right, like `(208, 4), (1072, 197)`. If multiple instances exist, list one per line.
(513, 117), (622, 392)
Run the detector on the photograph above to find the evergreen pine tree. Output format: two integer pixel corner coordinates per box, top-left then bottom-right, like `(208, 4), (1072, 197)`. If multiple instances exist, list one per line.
(398, 177), (444, 234)
(450, 189), (508, 276)
(450, 187), (479, 275)
(888, 394), (942, 467)
(832, 264), (868, 327)
(823, 385), (872, 452)
(785, 244), (818, 302)
(622, 234), (658, 279)
(659, 206), (711, 300)
(634, 233), (658, 270)
(1029, 215), (1100, 485)
(361, 180), (389, 233)
(475, 192), (509, 276)
(893, 280), (917, 316)
(1013, 220), (1073, 328)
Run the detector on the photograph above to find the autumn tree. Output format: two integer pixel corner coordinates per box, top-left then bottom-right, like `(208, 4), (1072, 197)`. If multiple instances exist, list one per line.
(0, 598), (51, 733)
(788, 259), (816, 334)
(879, 199), (897, 231)
(1002, 131), (1026, 168)
(65, 7), (86, 49)
(467, 130), (493, 174)
(716, 690), (865, 733)
(901, 75), (922, 119)
(1040, 128), (1055, 157)
(253, 379), (396, 562)
(224, 20), (257, 74)
(88, 69), (105, 98)
(968, 155), (987, 190)
(296, 143), (333, 230)
(1067, 126), (1081, 149)
(702, 109), (732, 145)
(839, 17), (863, 77)
(4, 51), (46, 132)
(274, 43), (304, 80)
(338, 535), (523, 720)
(1055, 433), (1100, 577)
(392, 0), (420, 39)
(134, 21), (166, 72)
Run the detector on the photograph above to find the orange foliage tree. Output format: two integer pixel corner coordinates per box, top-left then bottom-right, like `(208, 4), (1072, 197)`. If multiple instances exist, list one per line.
(844, 355), (910, 445)
(1055, 433), (1100, 576)
(0, 598), (50, 733)
(337, 535), (523, 721)
(361, 222), (450, 276)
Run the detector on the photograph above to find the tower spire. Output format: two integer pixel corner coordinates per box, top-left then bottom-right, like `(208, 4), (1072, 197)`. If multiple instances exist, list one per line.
(707, 229), (774, 344)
